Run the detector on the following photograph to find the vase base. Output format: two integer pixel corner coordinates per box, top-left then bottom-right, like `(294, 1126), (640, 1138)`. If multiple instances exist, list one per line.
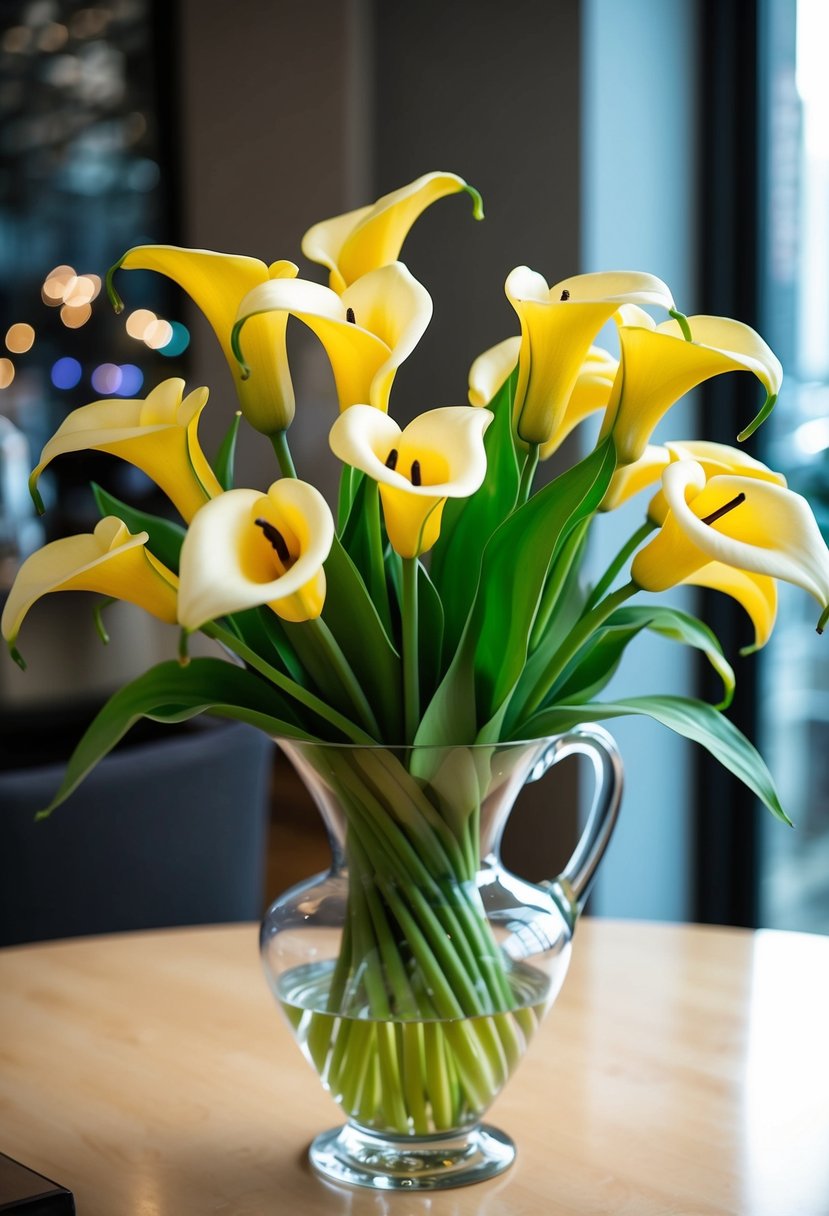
(309, 1120), (515, 1191)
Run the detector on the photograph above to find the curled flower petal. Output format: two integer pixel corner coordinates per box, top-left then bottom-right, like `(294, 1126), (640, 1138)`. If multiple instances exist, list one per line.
(29, 378), (221, 522)
(234, 263), (432, 414)
(682, 563), (777, 651)
(110, 246), (299, 434)
(603, 313), (783, 464)
(177, 480), (334, 630)
(506, 267), (674, 446)
(468, 336), (520, 408)
(329, 404), (492, 557)
(302, 171), (483, 293)
(632, 460), (829, 627)
(1, 517), (178, 651)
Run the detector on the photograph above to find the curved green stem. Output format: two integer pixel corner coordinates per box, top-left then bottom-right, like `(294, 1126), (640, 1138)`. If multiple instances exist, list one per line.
(306, 617), (381, 739)
(518, 443), (540, 505)
(202, 621), (374, 743)
(669, 308), (693, 342)
(402, 557), (420, 743)
(583, 518), (657, 613)
(520, 581), (639, 719)
(270, 430), (297, 478)
(531, 517), (591, 649)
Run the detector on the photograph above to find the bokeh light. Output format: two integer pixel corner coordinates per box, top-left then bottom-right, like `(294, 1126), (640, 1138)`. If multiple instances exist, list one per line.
(158, 321), (190, 357)
(125, 308), (156, 339)
(42, 264), (76, 304)
(91, 363), (123, 395)
(60, 303), (92, 328)
(116, 364), (144, 396)
(144, 318), (174, 350)
(63, 274), (101, 307)
(5, 323), (35, 354)
(0, 359), (15, 389)
(51, 357), (83, 390)
(37, 22), (69, 52)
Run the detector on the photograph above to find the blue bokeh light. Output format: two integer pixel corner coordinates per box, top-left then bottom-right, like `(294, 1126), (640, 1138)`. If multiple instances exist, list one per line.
(51, 356), (82, 389)
(117, 364), (144, 396)
(158, 321), (190, 358)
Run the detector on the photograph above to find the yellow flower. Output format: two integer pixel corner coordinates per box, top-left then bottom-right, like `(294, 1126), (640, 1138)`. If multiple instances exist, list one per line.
(2, 517), (178, 659)
(602, 438), (786, 513)
(329, 405), (492, 558)
(29, 378), (221, 523)
(506, 268), (674, 447)
(631, 459), (829, 641)
(468, 337), (618, 459)
(108, 246), (299, 434)
(177, 479), (334, 631)
(233, 262), (431, 414)
(601, 306), (783, 464)
(302, 171), (483, 293)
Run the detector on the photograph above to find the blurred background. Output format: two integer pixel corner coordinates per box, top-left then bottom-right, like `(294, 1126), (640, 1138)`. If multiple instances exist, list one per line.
(0, 0), (826, 937)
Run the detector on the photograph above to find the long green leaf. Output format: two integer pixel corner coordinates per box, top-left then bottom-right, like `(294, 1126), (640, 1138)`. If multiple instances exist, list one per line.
(430, 372), (520, 658)
(604, 606), (735, 709)
(417, 438), (616, 745)
(519, 694), (789, 823)
(38, 658), (313, 817)
(91, 483), (185, 573)
(213, 411), (242, 490)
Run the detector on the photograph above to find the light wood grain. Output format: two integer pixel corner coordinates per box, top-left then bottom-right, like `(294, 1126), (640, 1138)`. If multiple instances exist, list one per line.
(1, 920), (828, 1215)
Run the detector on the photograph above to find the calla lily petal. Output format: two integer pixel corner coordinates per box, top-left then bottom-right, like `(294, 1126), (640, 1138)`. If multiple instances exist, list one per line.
(601, 444), (671, 511)
(681, 563), (777, 651)
(603, 314), (783, 464)
(1, 517), (178, 650)
(506, 267), (674, 446)
(631, 460), (829, 625)
(329, 404), (492, 557)
(539, 346), (619, 460)
(302, 171), (483, 293)
(110, 245), (299, 433)
(468, 337), (520, 408)
(29, 378), (221, 522)
(234, 263), (431, 413)
(177, 480), (334, 630)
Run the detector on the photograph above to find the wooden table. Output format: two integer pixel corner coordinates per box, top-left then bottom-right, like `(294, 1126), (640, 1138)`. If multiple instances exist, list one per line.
(1, 920), (828, 1215)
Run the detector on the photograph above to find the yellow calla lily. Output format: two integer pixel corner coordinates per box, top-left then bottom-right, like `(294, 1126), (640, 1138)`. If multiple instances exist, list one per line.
(108, 246), (299, 434)
(233, 262), (431, 414)
(468, 336), (520, 408)
(177, 479), (334, 631)
(601, 307), (783, 465)
(302, 171), (483, 293)
(681, 563), (778, 652)
(329, 404), (492, 558)
(631, 459), (829, 634)
(2, 517), (178, 658)
(29, 378), (221, 523)
(506, 268), (674, 447)
(602, 438), (786, 513)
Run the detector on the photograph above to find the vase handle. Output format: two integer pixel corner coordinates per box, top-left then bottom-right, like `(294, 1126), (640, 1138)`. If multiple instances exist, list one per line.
(534, 725), (623, 923)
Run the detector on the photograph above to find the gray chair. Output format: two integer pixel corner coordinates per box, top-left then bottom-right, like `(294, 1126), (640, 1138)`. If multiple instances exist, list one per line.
(0, 719), (273, 947)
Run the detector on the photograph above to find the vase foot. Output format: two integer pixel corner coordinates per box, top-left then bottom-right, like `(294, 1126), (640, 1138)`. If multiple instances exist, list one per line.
(309, 1121), (515, 1191)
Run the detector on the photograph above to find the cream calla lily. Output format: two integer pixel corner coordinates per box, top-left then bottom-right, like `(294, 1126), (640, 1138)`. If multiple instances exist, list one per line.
(177, 479), (334, 630)
(109, 246), (299, 434)
(601, 308), (783, 464)
(302, 171), (483, 293)
(505, 268), (674, 447)
(602, 438), (786, 513)
(1, 517), (178, 655)
(29, 378), (221, 522)
(631, 459), (829, 633)
(468, 336), (520, 408)
(329, 405), (492, 558)
(233, 262), (431, 414)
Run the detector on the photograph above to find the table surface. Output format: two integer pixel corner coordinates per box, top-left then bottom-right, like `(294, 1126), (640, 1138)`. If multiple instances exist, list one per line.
(1, 919), (828, 1216)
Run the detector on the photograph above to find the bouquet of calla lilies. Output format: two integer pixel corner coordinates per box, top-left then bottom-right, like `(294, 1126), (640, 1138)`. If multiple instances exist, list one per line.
(4, 168), (829, 825)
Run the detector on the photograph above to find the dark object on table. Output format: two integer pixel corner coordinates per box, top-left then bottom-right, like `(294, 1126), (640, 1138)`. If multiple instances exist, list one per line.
(0, 1152), (74, 1213)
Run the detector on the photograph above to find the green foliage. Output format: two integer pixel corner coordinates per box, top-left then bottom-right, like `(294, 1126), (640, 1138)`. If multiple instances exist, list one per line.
(213, 411), (242, 490)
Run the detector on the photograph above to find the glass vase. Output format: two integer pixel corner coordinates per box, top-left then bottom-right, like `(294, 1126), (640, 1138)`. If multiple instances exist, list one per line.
(260, 727), (622, 1191)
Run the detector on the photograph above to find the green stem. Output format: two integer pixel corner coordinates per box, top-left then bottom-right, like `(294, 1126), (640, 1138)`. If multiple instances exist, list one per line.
(583, 518), (657, 613)
(520, 581), (639, 719)
(305, 618), (381, 739)
(669, 308), (693, 342)
(364, 479), (393, 633)
(202, 622), (374, 744)
(270, 430), (297, 478)
(518, 443), (540, 505)
(402, 556), (420, 743)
